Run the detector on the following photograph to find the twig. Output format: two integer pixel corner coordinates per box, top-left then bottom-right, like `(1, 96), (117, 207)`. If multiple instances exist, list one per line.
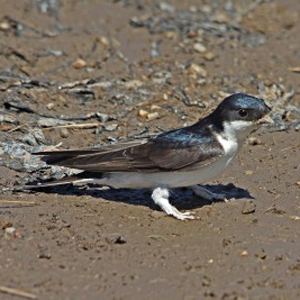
(281, 144), (300, 152)
(148, 235), (167, 241)
(4, 15), (57, 38)
(0, 200), (36, 205)
(42, 142), (63, 151)
(58, 78), (93, 89)
(42, 122), (103, 130)
(175, 89), (205, 108)
(37, 111), (107, 121)
(8, 124), (27, 132)
(289, 67), (300, 73)
(0, 286), (37, 299)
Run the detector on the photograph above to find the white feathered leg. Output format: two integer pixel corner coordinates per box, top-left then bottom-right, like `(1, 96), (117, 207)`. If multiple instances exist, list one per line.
(192, 185), (228, 202)
(151, 187), (195, 220)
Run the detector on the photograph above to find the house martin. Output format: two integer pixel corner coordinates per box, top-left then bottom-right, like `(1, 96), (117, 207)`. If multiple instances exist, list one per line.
(33, 93), (271, 220)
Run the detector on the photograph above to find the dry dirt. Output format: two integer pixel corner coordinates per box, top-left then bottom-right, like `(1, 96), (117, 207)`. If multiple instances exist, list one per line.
(0, 1), (300, 299)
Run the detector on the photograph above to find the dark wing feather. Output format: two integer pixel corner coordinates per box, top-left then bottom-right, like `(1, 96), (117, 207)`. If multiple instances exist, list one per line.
(34, 140), (147, 165)
(35, 128), (224, 172)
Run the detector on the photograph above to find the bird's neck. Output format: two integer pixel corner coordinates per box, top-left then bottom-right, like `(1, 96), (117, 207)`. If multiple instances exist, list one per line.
(221, 120), (254, 145)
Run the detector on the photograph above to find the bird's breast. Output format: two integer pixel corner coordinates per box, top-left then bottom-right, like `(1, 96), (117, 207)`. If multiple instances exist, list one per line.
(214, 133), (240, 157)
(104, 153), (236, 189)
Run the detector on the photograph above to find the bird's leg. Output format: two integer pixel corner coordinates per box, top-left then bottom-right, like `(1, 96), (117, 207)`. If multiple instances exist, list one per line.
(151, 187), (195, 220)
(192, 185), (228, 202)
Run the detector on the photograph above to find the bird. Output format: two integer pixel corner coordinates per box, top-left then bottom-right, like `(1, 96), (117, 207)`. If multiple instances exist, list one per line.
(32, 93), (271, 220)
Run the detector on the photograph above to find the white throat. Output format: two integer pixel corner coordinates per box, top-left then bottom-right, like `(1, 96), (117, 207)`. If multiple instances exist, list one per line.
(223, 120), (254, 143)
(215, 120), (254, 156)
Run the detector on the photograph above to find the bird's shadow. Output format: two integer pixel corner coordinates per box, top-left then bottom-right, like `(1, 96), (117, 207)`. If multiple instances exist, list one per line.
(26, 182), (254, 211)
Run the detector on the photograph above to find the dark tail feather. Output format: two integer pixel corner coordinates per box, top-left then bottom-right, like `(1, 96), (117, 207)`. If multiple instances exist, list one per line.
(40, 154), (77, 165)
(33, 149), (104, 165)
(3, 178), (78, 192)
(19, 171), (104, 190)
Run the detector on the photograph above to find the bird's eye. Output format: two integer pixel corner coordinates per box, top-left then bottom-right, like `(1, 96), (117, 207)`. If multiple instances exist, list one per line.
(238, 109), (248, 117)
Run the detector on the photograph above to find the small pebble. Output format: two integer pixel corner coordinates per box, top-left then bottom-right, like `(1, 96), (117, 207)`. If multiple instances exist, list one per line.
(138, 109), (149, 119)
(150, 105), (161, 110)
(106, 235), (126, 244)
(125, 80), (143, 89)
(46, 102), (55, 110)
(96, 113), (109, 123)
(0, 21), (10, 31)
(248, 137), (262, 146)
(201, 5), (212, 14)
(289, 66), (300, 73)
(58, 95), (66, 102)
(194, 43), (207, 53)
(197, 78), (207, 85)
(159, 2), (175, 13)
(104, 123), (118, 132)
(290, 215), (300, 221)
(242, 201), (256, 214)
(190, 63), (207, 77)
(47, 49), (63, 56)
(240, 250), (249, 257)
(165, 31), (177, 39)
(147, 112), (159, 120)
(72, 58), (87, 69)
(5, 227), (16, 235)
(100, 36), (110, 46)
(60, 128), (69, 138)
(201, 277), (211, 289)
(38, 252), (52, 259)
(204, 51), (215, 61)
(4, 227), (21, 238)
(189, 6), (197, 13)
(187, 31), (197, 38)
(245, 170), (254, 175)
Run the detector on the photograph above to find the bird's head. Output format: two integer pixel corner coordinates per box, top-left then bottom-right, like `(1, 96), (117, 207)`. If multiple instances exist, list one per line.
(211, 93), (272, 140)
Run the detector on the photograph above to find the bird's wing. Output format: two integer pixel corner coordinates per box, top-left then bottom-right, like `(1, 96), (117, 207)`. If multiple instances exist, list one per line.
(34, 140), (147, 164)
(35, 133), (224, 173)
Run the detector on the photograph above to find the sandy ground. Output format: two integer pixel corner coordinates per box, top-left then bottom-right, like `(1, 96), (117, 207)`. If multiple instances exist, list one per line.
(0, 1), (300, 299)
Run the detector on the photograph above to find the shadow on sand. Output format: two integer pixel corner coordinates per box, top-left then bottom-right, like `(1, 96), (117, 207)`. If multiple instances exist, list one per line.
(24, 182), (254, 211)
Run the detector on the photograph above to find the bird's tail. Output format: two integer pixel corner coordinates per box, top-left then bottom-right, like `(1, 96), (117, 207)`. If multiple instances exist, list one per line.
(8, 171), (104, 191)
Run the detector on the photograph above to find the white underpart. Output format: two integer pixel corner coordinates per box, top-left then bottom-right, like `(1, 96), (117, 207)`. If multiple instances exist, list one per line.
(222, 120), (255, 146)
(90, 119), (255, 220)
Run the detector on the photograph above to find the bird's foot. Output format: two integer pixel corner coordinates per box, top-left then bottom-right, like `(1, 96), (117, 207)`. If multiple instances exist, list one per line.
(152, 187), (196, 221)
(166, 207), (196, 220)
(192, 185), (228, 202)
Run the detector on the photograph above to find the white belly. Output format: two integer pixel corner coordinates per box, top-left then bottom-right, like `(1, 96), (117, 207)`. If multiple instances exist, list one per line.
(103, 153), (236, 189)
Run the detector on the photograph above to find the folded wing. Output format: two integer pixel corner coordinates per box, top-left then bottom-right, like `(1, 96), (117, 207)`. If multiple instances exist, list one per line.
(34, 131), (224, 173)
